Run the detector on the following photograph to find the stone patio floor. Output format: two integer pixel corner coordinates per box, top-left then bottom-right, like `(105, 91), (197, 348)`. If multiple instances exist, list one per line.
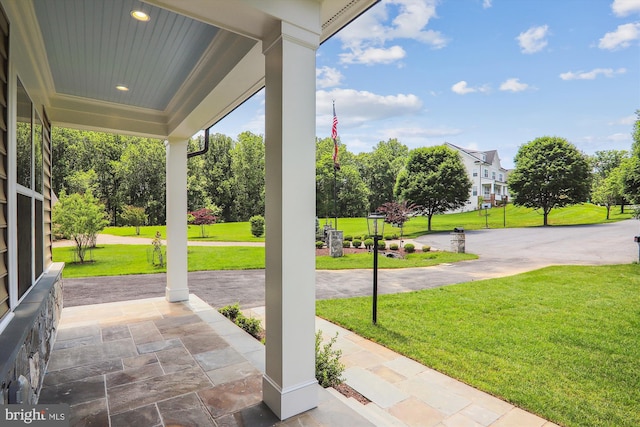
(40, 295), (558, 427)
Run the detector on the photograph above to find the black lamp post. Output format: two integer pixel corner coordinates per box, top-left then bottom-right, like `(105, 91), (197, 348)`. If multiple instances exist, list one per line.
(367, 212), (385, 325)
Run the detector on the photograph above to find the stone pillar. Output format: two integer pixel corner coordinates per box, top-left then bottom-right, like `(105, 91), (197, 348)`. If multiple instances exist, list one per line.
(451, 231), (466, 253)
(328, 230), (343, 258)
(165, 138), (189, 302)
(262, 21), (320, 420)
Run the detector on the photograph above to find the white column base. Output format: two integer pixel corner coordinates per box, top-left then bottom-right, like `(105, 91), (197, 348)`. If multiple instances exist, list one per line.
(263, 375), (318, 420)
(165, 287), (189, 303)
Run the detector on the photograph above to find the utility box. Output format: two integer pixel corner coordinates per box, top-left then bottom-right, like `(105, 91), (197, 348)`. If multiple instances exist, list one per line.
(451, 228), (465, 253)
(634, 236), (640, 243)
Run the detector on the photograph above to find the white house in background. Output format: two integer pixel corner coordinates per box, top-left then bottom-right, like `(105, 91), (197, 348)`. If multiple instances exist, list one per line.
(446, 143), (511, 213)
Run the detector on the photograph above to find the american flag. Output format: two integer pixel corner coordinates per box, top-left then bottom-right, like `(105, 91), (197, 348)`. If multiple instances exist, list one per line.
(331, 101), (338, 167)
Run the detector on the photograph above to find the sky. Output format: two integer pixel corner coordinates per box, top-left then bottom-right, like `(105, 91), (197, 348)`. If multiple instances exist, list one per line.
(212, 0), (640, 169)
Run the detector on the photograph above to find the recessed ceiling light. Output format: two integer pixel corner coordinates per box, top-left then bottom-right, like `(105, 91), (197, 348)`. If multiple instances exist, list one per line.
(130, 10), (150, 22)
(116, 85), (129, 92)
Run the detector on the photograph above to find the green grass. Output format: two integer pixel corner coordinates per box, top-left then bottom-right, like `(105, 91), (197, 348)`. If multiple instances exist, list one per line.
(316, 264), (640, 427)
(102, 203), (633, 242)
(53, 245), (265, 278)
(53, 245), (474, 278)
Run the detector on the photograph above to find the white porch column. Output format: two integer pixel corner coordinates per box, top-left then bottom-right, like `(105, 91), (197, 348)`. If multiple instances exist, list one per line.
(262, 21), (319, 420)
(165, 137), (189, 302)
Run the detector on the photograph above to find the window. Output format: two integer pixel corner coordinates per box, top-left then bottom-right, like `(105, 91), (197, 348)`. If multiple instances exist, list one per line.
(499, 173), (503, 181)
(492, 171), (496, 180)
(484, 169), (488, 178)
(472, 170), (478, 177)
(472, 186), (477, 196)
(15, 78), (44, 301)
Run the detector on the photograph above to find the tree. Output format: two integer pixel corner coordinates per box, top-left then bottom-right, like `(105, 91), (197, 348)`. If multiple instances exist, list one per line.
(395, 145), (471, 231)
(230, 132), (264, 221)
(52, 190), (109, 263)
(359, 139), (409, 212)
(508, 136), (591, 226)
(376, 200), (421, 245)
(201, 133), (235, 222)
(188, 207), (217, 238)
(621, 111), (640, 204)
(120, 205), (148, 235)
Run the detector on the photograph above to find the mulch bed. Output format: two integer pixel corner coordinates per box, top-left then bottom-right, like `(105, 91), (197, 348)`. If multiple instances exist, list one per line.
(334, 383), (371, 405)
(316, 247), (409, 257)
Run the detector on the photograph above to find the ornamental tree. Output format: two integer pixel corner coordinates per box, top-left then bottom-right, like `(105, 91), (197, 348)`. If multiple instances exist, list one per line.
(188, 207), (217, 238)
(376, 200), (421, 245)
(508, 136), (591, 226)
(394, 145), (471, 231)
(52, 190), (109, 263)
(120, 205), (147, 235)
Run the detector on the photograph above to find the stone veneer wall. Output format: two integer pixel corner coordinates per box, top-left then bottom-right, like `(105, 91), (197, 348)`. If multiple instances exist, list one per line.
(0, 263), (64, 405)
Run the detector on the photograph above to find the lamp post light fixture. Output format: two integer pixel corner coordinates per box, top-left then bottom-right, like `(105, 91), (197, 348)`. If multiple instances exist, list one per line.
(367, 212), (386, 324)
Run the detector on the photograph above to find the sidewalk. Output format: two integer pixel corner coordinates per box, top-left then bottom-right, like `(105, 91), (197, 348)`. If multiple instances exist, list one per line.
(245, 306), (558, 427)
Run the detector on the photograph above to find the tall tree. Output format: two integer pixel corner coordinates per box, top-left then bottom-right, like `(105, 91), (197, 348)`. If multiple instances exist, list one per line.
(230, 132), (264, 221)
(395, 145), (471, 231)
(117, 138), (166, 224)
(201, 133), (235, 221)
(359, 139), (409, 212)
(622, 111), (640, 204)
(508, 136), (591, 226)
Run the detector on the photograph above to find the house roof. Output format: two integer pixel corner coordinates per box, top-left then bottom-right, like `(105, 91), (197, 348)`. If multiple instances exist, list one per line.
(4, 0), (377, 139)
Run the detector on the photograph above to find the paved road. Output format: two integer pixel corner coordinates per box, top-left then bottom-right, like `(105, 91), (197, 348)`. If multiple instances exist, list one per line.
(63, 220), (639, 309)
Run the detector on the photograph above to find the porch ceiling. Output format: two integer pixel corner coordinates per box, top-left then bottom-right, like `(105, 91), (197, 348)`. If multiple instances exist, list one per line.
(3, 0), (377, 140)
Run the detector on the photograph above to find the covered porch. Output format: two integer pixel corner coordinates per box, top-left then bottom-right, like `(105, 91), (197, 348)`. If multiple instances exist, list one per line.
(2, 0), (378, 419)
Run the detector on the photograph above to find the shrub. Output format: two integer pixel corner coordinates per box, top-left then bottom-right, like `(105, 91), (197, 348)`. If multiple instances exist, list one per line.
(389, 243), (399, 250)
(422, 245), (431, 252)
(384, 234), (393, 240)
(392, 233), (399, 239)
(316, 241), (325, 249)
(364, 238), (374, 249)
(353, 235), (362, 240)
(404, 243), (415, 253)
(315, 331), (345, 388)
(120, 205), (147, 235)
(344, 235), (353, 241)
(352, 239), (362, 248)
(342, 241), (351, 248)
(377, 241), (386, 250)
(250, 215), (265, 237)
(219, 303), (263, 341)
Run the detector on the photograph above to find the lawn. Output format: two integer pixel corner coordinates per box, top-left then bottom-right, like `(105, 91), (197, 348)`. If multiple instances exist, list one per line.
(53, 245), (475, 278)
(102, 203), (633, 242)
(316, 264), (640, 427)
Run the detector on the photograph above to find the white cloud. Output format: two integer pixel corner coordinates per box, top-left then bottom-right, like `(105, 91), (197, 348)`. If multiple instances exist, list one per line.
(607, 132), (631, 141)
(612, 0), (640, 16)
(339, 45), (406, 65)
(516, 25), (549, 54)
(598, 22), (640, 49)
(483, 0), (493, 9)
(337, 0), (448, 65)
(451, 81), (490, 95)
(382, 126), (462, 139)
(611, 114), (637, 125)
(559, 68), (627, 80)
(316, 88), (423, 131)
(316, 66), (344, 88)
(499, 78), (531, 92)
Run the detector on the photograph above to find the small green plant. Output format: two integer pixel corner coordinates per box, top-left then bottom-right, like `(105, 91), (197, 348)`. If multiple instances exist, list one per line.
(364, 238), (374, 249)
(404, 243), (415, 253)
(422, 245), (431, 252)
(218, 303), (263, 340)
(352, 239), (362, 248)
(315, 330), (345, 388)
(250, 215), (265, 237)
(316, 241), (324, 249)
(384, 234), (393, 240)
(151, 231), (164, 267)
(342, 241), (351, 248)
(344, 235), (353, 241)
(390, 243), (399, 250)
(377, 241), (386, 250)
(353, 235), (362, 240)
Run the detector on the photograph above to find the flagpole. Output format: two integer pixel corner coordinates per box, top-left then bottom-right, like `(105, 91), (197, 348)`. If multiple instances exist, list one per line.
(331, 100), (339, 230)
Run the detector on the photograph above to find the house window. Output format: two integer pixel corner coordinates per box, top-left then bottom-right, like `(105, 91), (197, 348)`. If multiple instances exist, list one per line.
(499, 173), (503, 181)
(472, 169), (478, 177)
(492, 171), (496, 180)
(484, 169), (488, 178)
(15, 78), (44, 301)
(472, 186), (477, 196)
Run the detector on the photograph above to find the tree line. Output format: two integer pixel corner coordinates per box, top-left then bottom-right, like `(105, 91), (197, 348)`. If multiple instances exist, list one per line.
(52, 110), (640, 227)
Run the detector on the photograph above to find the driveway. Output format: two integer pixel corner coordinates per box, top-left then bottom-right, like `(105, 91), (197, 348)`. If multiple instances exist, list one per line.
(62, 220), (639, 309)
